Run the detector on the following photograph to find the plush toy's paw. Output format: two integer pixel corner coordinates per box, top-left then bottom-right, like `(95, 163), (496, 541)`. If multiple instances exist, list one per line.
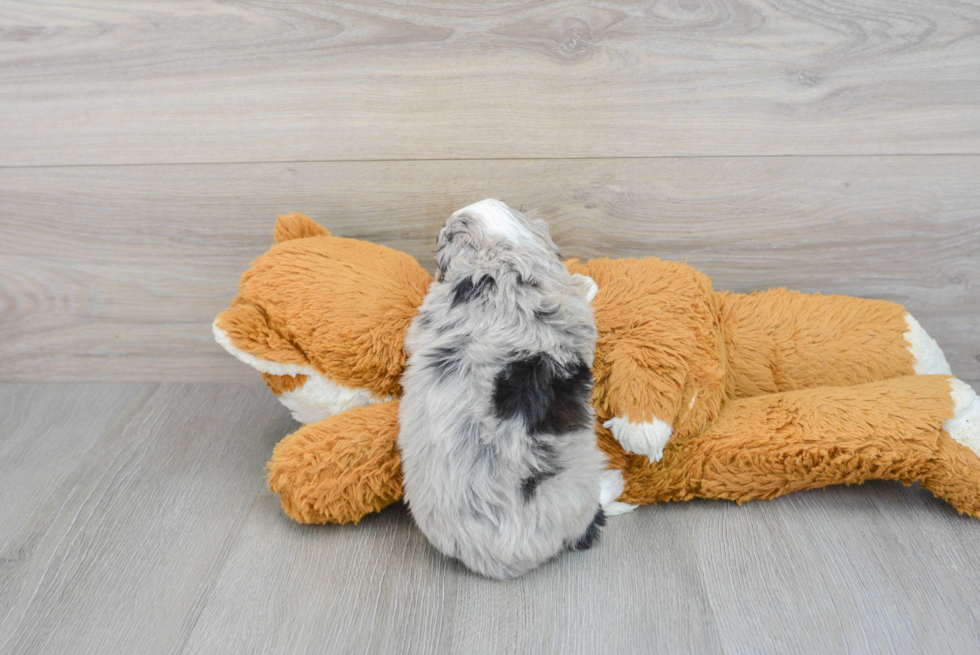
(904, 313), (952, 375)
(603, 415), (673, 462)
(599, 469), (637, 516)
(571, 273), (599, 303)
(947, 379), (980, 456)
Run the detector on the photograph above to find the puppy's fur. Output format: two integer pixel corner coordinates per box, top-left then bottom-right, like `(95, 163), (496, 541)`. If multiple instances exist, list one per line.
(398, 199), (608, 579)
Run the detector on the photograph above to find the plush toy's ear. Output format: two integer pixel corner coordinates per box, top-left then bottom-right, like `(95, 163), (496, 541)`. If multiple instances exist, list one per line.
(274, 212), (330, 243)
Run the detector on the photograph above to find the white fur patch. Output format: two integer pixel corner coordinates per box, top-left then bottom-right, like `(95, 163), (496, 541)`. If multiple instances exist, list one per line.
(213, 321), (384, 423)
(946, 379), (980, 456)
(604, 501), (638, 516)
(571, 273), (599, 303)
(454, 199), (532, 245)
(904, 313), (952, 375)
(599, 469), (625, 506)
(279, 373), (382, 425)
(604, 415), (673, 462)
(599, 469), (637, 515)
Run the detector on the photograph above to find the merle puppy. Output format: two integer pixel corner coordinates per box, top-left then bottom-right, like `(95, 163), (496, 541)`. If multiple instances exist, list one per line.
(398, 199), (620, 579)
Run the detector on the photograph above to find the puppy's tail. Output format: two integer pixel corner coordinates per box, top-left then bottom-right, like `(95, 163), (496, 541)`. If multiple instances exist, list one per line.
(570, 507), (606, 551)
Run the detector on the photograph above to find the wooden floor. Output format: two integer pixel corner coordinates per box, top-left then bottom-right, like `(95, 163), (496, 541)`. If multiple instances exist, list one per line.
(2, 0), (980, 652)
(1, 382), (980, 655)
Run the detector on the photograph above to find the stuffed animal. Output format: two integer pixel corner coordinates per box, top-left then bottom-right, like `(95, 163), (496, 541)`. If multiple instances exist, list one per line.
(214, 212), (980, 524)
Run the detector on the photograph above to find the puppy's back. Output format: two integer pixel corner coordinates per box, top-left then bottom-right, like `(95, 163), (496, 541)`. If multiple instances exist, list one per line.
(399, 247), (606, 579)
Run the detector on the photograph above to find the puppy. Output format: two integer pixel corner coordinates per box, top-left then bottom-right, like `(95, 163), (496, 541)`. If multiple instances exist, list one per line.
(398, 199), (619, 579)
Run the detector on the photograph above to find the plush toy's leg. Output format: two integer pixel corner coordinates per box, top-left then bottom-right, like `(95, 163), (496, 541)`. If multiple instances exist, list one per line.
(719, 289), (950, 399)
(267, 401), (403, 524)
(611, 375), (980, 517)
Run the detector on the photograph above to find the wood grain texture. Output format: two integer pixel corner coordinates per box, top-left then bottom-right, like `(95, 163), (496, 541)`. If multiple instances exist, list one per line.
(2, 0), (979, 166)
(695, 484), (980, 654)
(181, 493), (725, 655)
(0, 383), (294, 655)
(5, 382), (980, 654)
(1, 156), (977, 382)
(0, 383), (153, 544)
(186, 476), (980, 654)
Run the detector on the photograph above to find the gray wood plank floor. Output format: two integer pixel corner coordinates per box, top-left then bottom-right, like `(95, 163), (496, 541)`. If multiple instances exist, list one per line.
(3, 382), (980, 655)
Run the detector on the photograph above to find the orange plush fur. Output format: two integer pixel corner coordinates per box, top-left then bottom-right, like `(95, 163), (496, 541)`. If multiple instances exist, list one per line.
(214, 213), (977, 524)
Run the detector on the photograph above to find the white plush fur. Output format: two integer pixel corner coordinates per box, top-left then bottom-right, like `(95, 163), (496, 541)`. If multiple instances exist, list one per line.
(904, 313), (952, 375)
(947, 379), (980, 456)
(279, 374), (382, 425)
(213, 321), (383, 423)
(604, 415), (674, 462)
(600, 469), (637, 515)
(571, 273), (599, 302)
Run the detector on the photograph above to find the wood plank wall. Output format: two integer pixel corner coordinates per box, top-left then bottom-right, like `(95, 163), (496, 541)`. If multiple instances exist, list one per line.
(1, 0), (978, 382)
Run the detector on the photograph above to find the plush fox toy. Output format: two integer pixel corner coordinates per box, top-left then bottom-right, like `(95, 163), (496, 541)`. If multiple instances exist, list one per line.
(214, 212), (980, 524)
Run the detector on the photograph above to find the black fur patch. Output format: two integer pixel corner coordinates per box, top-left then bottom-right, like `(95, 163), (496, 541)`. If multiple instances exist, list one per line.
(426, 341), (467, 382)
(451, 274), (496, 308)
(492, 353), (593, 435)
(570, 507), (606, 551)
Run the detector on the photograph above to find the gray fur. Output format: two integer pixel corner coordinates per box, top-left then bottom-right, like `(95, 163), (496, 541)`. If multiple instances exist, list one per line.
(398, 200), (607, 580)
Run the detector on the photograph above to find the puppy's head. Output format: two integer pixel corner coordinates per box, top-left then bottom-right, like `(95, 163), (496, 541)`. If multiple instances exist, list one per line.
(436, 199), (560, 280)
